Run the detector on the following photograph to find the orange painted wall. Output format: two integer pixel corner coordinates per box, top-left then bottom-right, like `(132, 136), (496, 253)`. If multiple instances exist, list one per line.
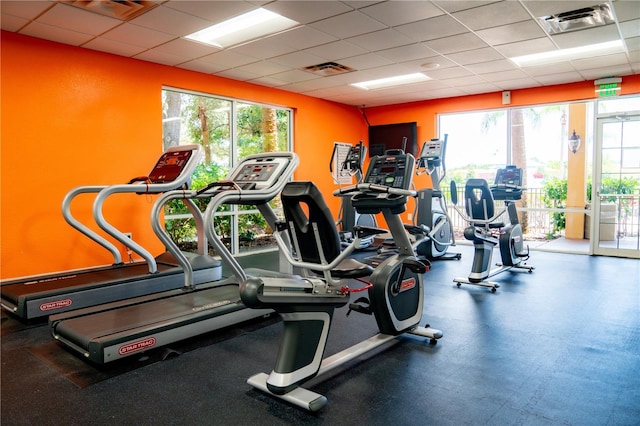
(0, 31), (367, 279)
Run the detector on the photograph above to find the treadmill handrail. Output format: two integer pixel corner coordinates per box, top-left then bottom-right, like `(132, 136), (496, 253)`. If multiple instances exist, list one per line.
(93, 145), (203, 274)
(62, 185), (123, 265)
(203, 152), (300, 284)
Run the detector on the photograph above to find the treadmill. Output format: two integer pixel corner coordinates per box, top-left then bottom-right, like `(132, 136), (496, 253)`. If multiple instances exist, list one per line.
(49, 152), (299, 364)
(1, 145), (221, 321)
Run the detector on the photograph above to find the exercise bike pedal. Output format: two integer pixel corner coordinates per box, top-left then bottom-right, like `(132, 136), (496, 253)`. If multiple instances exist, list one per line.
(346, 297), (372, 316)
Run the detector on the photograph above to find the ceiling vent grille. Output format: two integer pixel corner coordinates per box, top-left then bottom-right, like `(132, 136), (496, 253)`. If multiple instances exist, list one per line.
(303, 62), (355, 77)
(58, 1), (158, 21)
(538, 3), (615, 34)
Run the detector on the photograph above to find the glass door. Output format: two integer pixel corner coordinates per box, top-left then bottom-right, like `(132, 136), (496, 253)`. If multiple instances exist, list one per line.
(592, 105), (640, 258)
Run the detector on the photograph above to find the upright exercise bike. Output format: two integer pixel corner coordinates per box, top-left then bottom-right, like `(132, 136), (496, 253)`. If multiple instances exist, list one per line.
(413, 136), (461, 261)
(330, 141), (377, 249)
(451, 165), (534, 292)
(240, 149), (442, 411)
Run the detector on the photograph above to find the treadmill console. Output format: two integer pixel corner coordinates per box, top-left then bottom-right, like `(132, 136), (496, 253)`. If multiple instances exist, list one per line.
(492, 165), (523, 201)
(229, 156), (290, 190)
(148, 149), (194, 183)
(419, 138), (443, 161)
(363, 153), (414, 190)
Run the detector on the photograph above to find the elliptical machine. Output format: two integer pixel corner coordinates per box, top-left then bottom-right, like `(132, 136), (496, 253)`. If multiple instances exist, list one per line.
(450, 165), (534, 292)
(330, 141), (377, 249)
(413, 135), (461, 261)
(240, 149), (442, 411)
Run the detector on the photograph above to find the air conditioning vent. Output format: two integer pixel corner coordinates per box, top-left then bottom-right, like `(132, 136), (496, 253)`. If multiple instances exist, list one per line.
(58, 0), (158, 21)
(303, 62), (355, 77)
(538, 3), (615, 34)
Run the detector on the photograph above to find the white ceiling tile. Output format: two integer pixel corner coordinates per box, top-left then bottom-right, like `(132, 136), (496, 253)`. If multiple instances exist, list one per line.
(535, 72), (585, 85)
(128, 5), (211, 36)
(83, 37), (146, 57)
(521, 1), (598, 17)
(443, 75), (489, 87)
(248, 75), (290, 87)
(230, 36), (297, 59)
(339, 53), (393, 70)
(456, 82), (502, 94)
(198, 50), (259, 68)
(1, 13), (29, 31)
(376, 43), (439, 62)
(216, 68), (264, 81)
(100, 23), (177, 48)
(446, 47), (504, 65)
(626, 36), (640, 52)
(0, 1), (53, 20)
(38, 3), (121, 36)
(163, 1), (255, 23)
(266, 26), (337, 50)
(155, 38), (220, 57)
(309, 10), (386, 39)
(480, 68), (530, 82)
(522, 62), (577, 77)
(425, 66), (474, 80)
(551, 26), (622, 49)
(620, 19), (640, 38)
(235, 60), (292, 76)
(578, 64), (633, 80)
(477, 21), (548, 46)
(20, 21), (94, 46)
(395, 15), (467, 42)
(263, 1), (352, 24)
(453, 2), (531, 31)
(495, 78), (542, 90)
(465, 59), (518, 74)
(426, 33), (488, 55)
(304, 40), (369, 61)
(571, 53), (631, 70)
(612, 1), (640, 21)
(493, 38), (557, 58)
(263, 69), (317, 84)
(177, 59), (230, 74)
(432, 1), (498, 14)
(359, 1), (443, 26)
(134, 49), (190, 66)
(347, 29), (414, 51)
(270, 50), (328, 68)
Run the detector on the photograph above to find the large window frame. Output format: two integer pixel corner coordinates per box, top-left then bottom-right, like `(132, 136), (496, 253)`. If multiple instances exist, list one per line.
(161, 87), (293, 256)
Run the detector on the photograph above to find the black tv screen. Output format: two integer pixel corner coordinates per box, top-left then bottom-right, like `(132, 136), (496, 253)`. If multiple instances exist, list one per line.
(368, 122), (417, 157)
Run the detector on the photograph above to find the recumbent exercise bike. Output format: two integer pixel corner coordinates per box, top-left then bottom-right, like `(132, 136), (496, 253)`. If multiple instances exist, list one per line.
(240, 149), (442, 411)
(450, 165), (534, 292)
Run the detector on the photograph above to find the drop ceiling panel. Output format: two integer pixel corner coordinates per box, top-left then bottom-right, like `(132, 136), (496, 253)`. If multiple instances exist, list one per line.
(1, 0), (636, 107)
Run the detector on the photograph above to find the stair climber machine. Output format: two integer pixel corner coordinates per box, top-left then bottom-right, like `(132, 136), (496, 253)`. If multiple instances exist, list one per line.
(1, 145), (221, 321)
(365, 136), (461, 266)
(49, 152), (298, 364)
(240, 150), (443, 412)
(329, 141), (377, 250)
(413, 136), (461, 261)
(450, 165), (534, 292)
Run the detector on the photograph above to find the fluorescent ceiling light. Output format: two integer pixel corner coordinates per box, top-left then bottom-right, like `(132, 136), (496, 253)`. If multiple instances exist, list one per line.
(184, 8), (299, 48)
(351, 73), (431, 90)
(510, 40), (625, 67)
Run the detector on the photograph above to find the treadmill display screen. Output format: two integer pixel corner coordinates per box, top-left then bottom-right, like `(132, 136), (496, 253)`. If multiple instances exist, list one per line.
(148, 150), (193, 183)
(229, 156), (290, 190)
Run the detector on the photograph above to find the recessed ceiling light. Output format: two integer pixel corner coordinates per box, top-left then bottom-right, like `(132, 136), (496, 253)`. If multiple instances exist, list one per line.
(510, 40), (625, 67)
(184, 8), (299, 49)
(421, 62), (440, 70)
(351, 73), (431, 90)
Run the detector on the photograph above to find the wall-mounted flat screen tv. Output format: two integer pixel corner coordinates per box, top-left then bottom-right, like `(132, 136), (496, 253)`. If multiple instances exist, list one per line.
(368, 122), (417, 157)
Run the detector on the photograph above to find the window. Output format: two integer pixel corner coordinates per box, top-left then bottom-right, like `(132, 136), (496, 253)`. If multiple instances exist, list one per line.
(161, 88), (292, 256)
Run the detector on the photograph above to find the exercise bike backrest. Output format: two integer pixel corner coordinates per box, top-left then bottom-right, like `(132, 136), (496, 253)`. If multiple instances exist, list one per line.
(280, 181), (375, 281)
(450, 179), (504, 228)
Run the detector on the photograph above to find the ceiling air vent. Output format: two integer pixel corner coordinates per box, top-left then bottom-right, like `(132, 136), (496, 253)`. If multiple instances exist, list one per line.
(58, 1), (158, 21)
(538, 3), (615, 34)
(303, 62), (355, 77)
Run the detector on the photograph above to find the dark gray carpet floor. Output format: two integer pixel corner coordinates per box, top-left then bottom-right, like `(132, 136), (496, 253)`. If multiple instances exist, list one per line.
(2, 245), (639, 425)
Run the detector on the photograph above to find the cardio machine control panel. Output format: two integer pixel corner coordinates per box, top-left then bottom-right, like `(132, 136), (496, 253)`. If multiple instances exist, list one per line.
(228, 156), (291, 190)
(148, 149), (194, 183)
(491, 165), (523, 201)
(354, 153), (415, 214)
(363, 154), (414, 189)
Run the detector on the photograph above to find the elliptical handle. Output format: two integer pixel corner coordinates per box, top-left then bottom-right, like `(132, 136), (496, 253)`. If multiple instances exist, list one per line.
(450, 180), (458, 205)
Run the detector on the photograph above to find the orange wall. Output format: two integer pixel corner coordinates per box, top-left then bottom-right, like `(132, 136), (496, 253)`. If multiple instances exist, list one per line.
(0, 31), (367, 279)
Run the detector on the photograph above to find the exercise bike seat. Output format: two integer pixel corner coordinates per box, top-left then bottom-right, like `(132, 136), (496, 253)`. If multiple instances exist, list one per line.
(281, 181), (374, 280)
